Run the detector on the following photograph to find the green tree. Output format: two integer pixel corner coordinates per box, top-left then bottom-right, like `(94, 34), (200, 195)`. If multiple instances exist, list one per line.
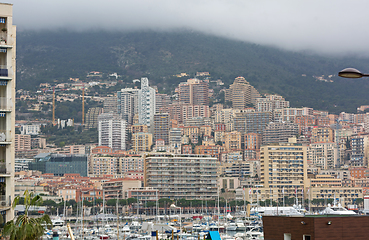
(2, 190), (52, 240)
(42, 200), (57, 207)
(107, 199), (117, 206)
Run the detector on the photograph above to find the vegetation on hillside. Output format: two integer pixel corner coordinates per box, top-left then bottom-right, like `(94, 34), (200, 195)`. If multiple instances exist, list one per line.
(41, 126), (97, 146)
(16, 30), (369, 113)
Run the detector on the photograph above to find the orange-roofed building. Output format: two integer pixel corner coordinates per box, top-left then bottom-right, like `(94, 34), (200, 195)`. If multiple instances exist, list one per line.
(102, 178), (141, 199)
(350, 167), (367, 179)
(92, 146), (113, 154)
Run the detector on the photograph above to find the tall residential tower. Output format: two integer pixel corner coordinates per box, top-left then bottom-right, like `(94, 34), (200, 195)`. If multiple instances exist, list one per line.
(138, 78), (155, 128)
(0, 3), (15, 222)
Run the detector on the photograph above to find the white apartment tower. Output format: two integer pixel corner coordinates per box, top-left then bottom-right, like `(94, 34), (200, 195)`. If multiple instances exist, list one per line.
(0, 3), (15, 222)
(98, 113), (127, 150)
(117, 88), (139, 125)
(138, 78), (155, 128)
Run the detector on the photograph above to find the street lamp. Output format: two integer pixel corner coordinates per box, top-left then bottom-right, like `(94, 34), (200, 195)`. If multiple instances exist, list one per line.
(338, 68), (369, 78)
(170, 204), (182, 236)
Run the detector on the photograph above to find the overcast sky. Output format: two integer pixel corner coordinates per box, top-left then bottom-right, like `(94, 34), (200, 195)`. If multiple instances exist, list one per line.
(8, 0), (369, 56)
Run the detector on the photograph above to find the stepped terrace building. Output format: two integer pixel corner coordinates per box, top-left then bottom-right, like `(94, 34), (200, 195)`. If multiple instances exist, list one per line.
(144, 153), (218, 200)
(225, 76), (261, 109)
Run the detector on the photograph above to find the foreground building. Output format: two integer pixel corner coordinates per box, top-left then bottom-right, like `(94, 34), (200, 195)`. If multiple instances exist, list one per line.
(144, 153), (218, 200)
(0, 3), (16, 222)
(263, 215), (369, 240)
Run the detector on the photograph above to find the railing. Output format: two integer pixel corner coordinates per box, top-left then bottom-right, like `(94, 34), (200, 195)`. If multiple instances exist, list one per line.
(0, 32), (7, 46)
(0, 130), (11, 142)
(0, 195), (11, 208)
(0, 65), (12, 78)
(0, 97), (11, 111)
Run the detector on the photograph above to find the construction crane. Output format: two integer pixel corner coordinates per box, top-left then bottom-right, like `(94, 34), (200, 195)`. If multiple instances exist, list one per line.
(82, 84), (85, 126)
(52, 86), (55, 126)
(51, 83), (86, 126)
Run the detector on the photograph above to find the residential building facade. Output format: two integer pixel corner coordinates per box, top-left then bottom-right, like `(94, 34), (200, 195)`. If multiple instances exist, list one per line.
(144, 154), (218, 199)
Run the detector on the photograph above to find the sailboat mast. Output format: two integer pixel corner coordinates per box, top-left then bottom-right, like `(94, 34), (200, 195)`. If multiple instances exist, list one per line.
(82, 193), (84, 240)
(63, 199), (66, 222)
(217, 187), (220, 232)
(117, 192), (119, 240)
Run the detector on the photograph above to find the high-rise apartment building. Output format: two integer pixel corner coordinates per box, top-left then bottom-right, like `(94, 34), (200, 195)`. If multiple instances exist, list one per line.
(350, 134), (369, 167)
(85, 107), (103, 129)
(138, 78), (156, 128)
(155, 93), (171, 113)
(103, 96), (118, 114)
(310, 126), (334, 143)
(168, 103), (210, 124)
(262, 122), (299, 145)
(0, 3), (15, 221)
(233, 111), (272, 134)
(255, 94), (290, 112)
(274, 107), (313, 123)
(144, 153), (218, 200)
(178, 78), (209, 106)
(89, 155), (118, 176)
(223, 131), (242, 151)
(98, 113), (127, 150)
(169, 128), (182, 153)
(260, 139), (308, 202)
(225, 77), (261, 109)
(117, 88), (139, 125)
(244, 133), (261, 151)
(132, 132), (153, 152)
(214, 108), (242, 124)
(308, 142), (338, 169)
(153, 113), (169, 144)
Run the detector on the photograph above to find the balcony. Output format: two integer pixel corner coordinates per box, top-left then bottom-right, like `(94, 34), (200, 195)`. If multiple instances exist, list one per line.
(0, 65), (12, 81)
(0, 195), (11, 208)
(0, 97), (11, 111)
(0, 130), (11, 143)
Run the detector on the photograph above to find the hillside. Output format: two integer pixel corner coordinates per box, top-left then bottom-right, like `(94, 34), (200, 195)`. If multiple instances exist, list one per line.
(16, 30), (369, 113)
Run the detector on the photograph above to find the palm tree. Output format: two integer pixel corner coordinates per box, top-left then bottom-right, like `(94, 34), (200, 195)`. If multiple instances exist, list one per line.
(2, 190), (52, 240)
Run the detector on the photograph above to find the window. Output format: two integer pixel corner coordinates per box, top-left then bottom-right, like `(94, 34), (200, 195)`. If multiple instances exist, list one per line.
(303, 235), (311, 240)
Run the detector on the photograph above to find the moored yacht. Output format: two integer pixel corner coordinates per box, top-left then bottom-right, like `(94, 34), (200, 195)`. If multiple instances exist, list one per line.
(225, 222), (237, 231)
(235, 219), (246, 231)
(320, 202), (357, 215)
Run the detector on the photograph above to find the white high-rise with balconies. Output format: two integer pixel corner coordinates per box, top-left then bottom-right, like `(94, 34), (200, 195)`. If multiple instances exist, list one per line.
(0, 3), (15, 222)
(138, 78), (155, 128)
(98, 113), (126, 150)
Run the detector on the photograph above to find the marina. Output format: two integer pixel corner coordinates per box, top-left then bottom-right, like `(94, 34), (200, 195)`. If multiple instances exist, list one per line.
(42, 211), (264, 240)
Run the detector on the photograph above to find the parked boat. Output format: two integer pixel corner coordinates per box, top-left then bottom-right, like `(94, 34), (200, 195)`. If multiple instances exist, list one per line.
(51, 216), (65, 227)
(225, 222), (237, 231)
(320, 202), (357, 215)
(235, 219), (246, 231)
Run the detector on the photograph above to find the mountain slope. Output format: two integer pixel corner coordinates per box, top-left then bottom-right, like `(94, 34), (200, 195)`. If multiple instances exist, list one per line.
(16, 30), (369, 113)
